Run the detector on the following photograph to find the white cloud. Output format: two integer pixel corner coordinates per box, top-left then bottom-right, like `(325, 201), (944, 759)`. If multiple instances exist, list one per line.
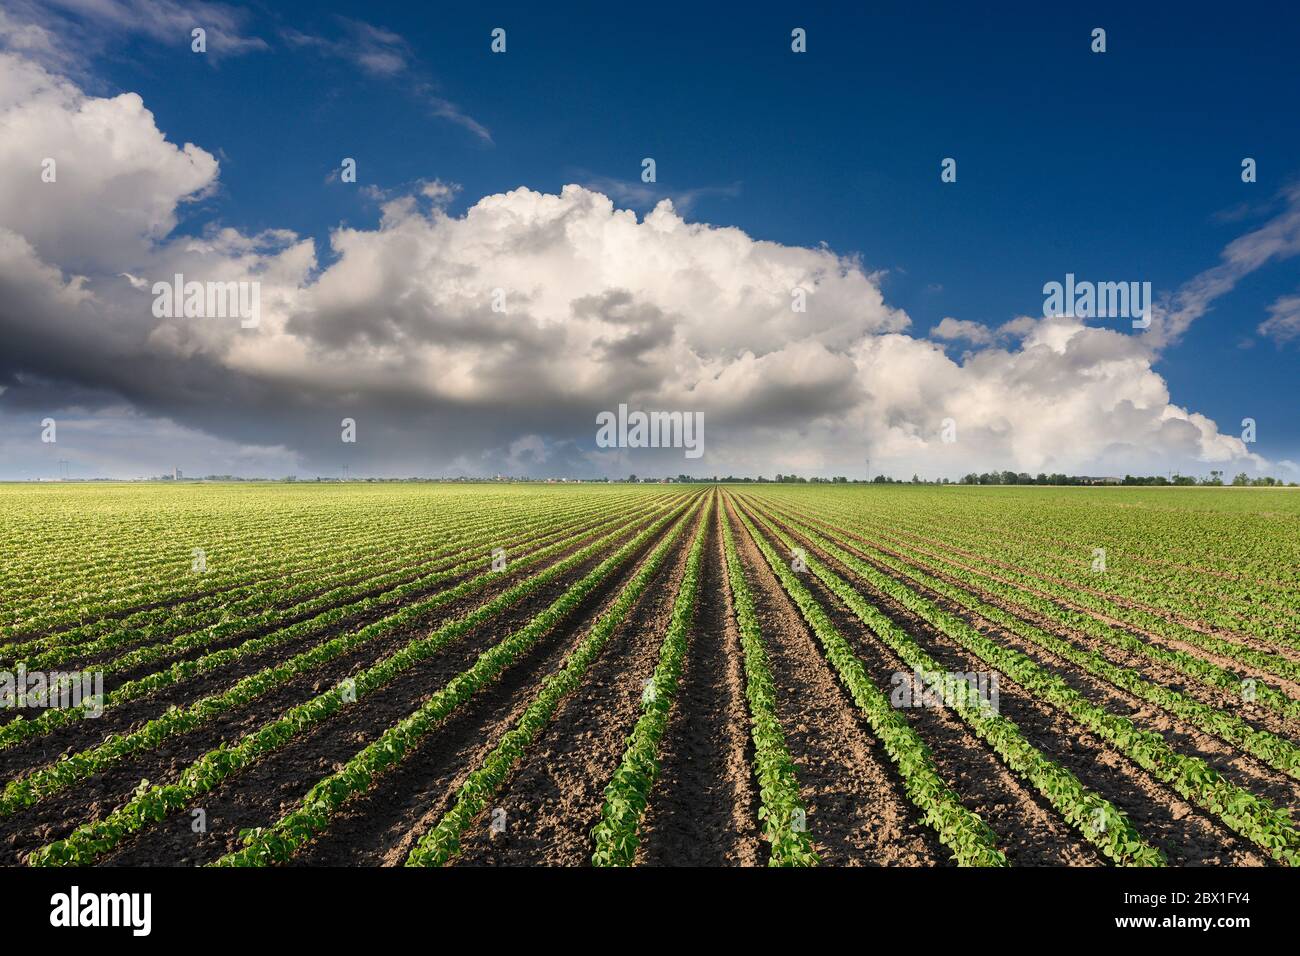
(1147, 183), (1300, 348)
(0, 53), (220, 273)
(2, 0), (268, 69)
(1258, 292), (1300, 346)
(419, 179), (461, 205)
(931, 317), (996, 346)
(0, 51), (1280, 479)
(282, 18), (410, 77)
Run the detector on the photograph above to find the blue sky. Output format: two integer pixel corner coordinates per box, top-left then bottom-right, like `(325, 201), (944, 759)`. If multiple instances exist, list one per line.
(0, 0), (1296, 479)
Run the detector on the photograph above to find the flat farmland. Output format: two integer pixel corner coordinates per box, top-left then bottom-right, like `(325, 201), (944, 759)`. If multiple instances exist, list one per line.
(1, 482), (1297, 867)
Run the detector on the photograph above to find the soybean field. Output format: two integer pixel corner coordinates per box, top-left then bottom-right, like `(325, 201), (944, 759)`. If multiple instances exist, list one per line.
(1, 482), (1298, 867)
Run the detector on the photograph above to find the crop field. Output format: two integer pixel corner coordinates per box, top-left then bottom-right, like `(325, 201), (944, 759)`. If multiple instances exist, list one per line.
(1, 481), (1298, 867)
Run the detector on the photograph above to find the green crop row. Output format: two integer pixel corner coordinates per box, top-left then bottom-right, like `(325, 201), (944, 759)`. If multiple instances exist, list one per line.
(5, 494), (616, 671)
(1, 506), (452, 659)
(719, 504), (819, 866)
(2, 506), (413, 638)
(727, 495), (1008, 867)
(27, 499), (693, 865)
(589, 496), (713, 866)
(0, 500), (657, 753)
(876, 507), (1300, 645)
(215, 495), (703, 866)
(874, 524), (1300, 681)
(403, 498), (703, 866)
(2, 485), (681, 640)
(7, 499), (681, 820)
(764, 499), (1300, 780)
(770, 494), (1300, 723)
(740, 497), (1164, 866)
(758, 501), (1300, 866)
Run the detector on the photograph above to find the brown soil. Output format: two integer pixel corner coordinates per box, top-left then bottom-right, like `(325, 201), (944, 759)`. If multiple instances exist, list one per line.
(883, 526), (1300, 683)
(821, 522), (1300, 813)
(5, 487), (1289, 869)
(732, 494), (1098, 866)
(0, 509), (646, 780)
(96, 500), (696, 866)
(722, 494), (946, 866)
(0, 504), (682, 866)
(634, 504), (763, 866)
(744, 496), (1271, 866)
(290, 503), (704, 866)
(447, 505), (705, 866)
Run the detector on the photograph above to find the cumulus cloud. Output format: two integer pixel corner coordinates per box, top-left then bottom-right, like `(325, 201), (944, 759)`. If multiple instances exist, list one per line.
(0, 51), (1277, 479)
(854, 319), (1259, 475)
(930, 317), (996, 346)
(0, 53), (220, 273)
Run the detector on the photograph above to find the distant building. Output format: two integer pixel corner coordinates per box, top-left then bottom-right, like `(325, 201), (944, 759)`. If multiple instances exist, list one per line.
(174, 468), (182, 481)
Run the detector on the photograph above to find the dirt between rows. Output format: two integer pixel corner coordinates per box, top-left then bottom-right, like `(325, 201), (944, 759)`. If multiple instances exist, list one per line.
(0, 504), (687, 867)
(98, 500), (702, 866)
(7, 487), (1283, 867)
(297, 501), (708, 866)
(37, 506), (635, 678)
(882, 525), (1300, 686)
(730, 495), (1096, 866)
(852, 524), (1300, 745)
(806, 516), (1300, 816)
(0, 515), (431, 651)
(889, 522), (1300, 655)
(0, 509), (651, 779)
(743, 498), (1270, 866)
(727, 494), (952, 865)
(634, 506), (763, 865)
(446, 505), (705, 866)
